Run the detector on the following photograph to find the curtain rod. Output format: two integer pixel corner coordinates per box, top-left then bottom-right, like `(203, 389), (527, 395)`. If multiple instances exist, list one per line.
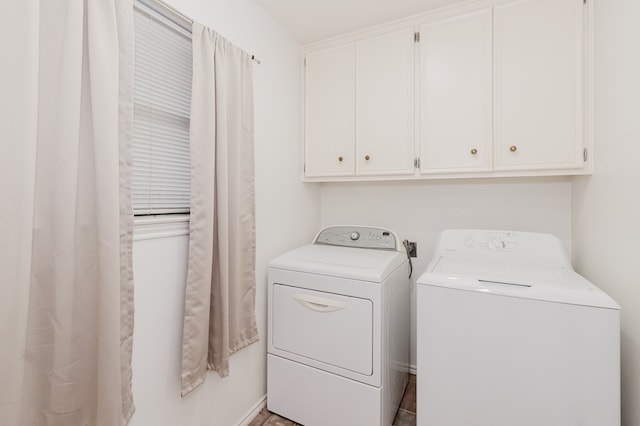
(141, 0), (262, 64)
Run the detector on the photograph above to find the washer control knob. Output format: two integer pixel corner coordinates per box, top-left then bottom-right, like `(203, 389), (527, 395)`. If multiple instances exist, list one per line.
(350, 232), (360, 241)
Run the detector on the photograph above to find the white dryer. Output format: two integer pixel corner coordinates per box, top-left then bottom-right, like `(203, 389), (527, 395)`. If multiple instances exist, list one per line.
(268, 226), (410, 426)
(416, 229), (620, 426)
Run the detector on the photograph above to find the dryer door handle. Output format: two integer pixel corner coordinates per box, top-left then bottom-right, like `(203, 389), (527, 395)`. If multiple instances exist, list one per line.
(293, 293), (347, 313)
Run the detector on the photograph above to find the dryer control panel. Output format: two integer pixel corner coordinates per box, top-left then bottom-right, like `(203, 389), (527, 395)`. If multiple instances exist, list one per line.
(314, 226), (399, 251)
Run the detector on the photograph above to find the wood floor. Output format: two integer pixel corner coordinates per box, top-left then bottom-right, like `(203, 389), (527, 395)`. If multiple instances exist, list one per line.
(249, 374), (417, 426)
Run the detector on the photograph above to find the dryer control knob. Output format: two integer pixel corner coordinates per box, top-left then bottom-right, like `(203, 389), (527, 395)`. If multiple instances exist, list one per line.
(350, 232), (360, 241)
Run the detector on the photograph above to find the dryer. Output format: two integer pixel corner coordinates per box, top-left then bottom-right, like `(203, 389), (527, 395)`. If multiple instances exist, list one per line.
(416, 229), (620, 426)
(267, 226), (410, 426)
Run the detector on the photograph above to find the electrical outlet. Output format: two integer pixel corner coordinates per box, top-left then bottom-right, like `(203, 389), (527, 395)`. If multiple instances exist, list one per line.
(407, 241), (417, 258)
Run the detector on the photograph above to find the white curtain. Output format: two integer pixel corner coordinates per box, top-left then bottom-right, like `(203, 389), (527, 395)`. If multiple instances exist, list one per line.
(0, 0), (135, 425)
(181, 22), (258, 396)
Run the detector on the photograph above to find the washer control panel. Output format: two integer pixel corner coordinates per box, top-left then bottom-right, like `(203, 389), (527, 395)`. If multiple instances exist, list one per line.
(314, 226), (398, 251)
(463, 231), (519, 251)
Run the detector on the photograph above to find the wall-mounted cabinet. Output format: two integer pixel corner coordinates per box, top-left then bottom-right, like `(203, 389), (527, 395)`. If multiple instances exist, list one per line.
(304, 44), (355, 177)
(303, 0), (591, 181)
(304, 29), (414, 178)
(356, 28), (415, 176)
(419, 9), (493, 174)
(493, 0), (584, 171)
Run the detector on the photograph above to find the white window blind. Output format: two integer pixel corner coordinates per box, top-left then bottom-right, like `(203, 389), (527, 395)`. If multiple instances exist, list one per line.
(133, 2), (192, 215)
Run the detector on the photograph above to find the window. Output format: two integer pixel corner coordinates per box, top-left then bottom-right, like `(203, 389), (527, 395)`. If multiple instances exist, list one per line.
(133, 1), (192, 215)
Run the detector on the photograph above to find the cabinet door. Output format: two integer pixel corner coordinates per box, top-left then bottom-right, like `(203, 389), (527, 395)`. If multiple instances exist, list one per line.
(419, 10), (493, 173)
(305, 44), (355, 177)
(356, 28), (415, 176)
(494, 0), (584, 170)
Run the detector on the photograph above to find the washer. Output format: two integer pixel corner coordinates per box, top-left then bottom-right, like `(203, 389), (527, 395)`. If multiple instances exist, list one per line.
(267, 225), (410, 426)
(416, 229), (620, 426)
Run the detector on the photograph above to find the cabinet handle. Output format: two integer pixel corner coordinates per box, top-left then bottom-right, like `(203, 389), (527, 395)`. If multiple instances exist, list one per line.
(509, 145), (518, 152)
(470, 148), (478, 155)
(338, 156), (343, 162)
(365, 155), (370, 161)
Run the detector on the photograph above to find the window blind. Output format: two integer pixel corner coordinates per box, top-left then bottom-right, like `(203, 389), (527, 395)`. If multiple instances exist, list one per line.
(133, 3), (192, 215)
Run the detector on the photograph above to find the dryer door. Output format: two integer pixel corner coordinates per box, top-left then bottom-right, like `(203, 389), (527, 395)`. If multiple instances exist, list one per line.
(272, 284), (373, 376)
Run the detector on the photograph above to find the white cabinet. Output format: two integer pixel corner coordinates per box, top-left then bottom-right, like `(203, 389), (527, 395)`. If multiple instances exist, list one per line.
(303, 0), (590, 181)
(494, 0), (584, 170)
(419, 9), (493, 173)
(356, 28), (415, 176)
(304, 28), (415, 178)
(304, 44), (355, 177)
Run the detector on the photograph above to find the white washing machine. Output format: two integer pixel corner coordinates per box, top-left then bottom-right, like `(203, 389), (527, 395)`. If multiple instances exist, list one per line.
(267, 225), (410, 426)
(416, 229), (620, 426)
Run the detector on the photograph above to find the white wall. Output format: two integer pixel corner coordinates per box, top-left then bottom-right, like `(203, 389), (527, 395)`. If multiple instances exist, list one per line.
(321, 178), (573, 368)
(572, 1), (640, 425)
(128, 1), (321, 425)
(126, 1), (640, 425)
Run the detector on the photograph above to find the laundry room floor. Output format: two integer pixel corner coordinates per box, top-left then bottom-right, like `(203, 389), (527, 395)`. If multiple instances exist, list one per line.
(249, 374), (417, 426)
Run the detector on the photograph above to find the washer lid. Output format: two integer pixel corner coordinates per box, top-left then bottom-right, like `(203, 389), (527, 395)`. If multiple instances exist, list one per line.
(418, 257), (619, 309)
(417, 229), (619, 309)
(269, 244), (407, 283)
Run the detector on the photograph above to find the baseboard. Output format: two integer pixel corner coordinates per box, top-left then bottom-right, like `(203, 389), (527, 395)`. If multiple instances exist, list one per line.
(409, 364), (417, 376)
(237, 394), (267, 426)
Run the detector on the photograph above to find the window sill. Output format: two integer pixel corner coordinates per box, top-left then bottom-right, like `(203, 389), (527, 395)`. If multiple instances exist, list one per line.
(133, 214), (190, 241)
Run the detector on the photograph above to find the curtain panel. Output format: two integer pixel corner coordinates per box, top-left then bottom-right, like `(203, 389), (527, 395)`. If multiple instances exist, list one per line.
(181, 22), (259, 396)
(0, 1), (135, 425)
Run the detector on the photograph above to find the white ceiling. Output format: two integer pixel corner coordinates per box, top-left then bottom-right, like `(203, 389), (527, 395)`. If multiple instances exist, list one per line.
(255, 0), (467, 44)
